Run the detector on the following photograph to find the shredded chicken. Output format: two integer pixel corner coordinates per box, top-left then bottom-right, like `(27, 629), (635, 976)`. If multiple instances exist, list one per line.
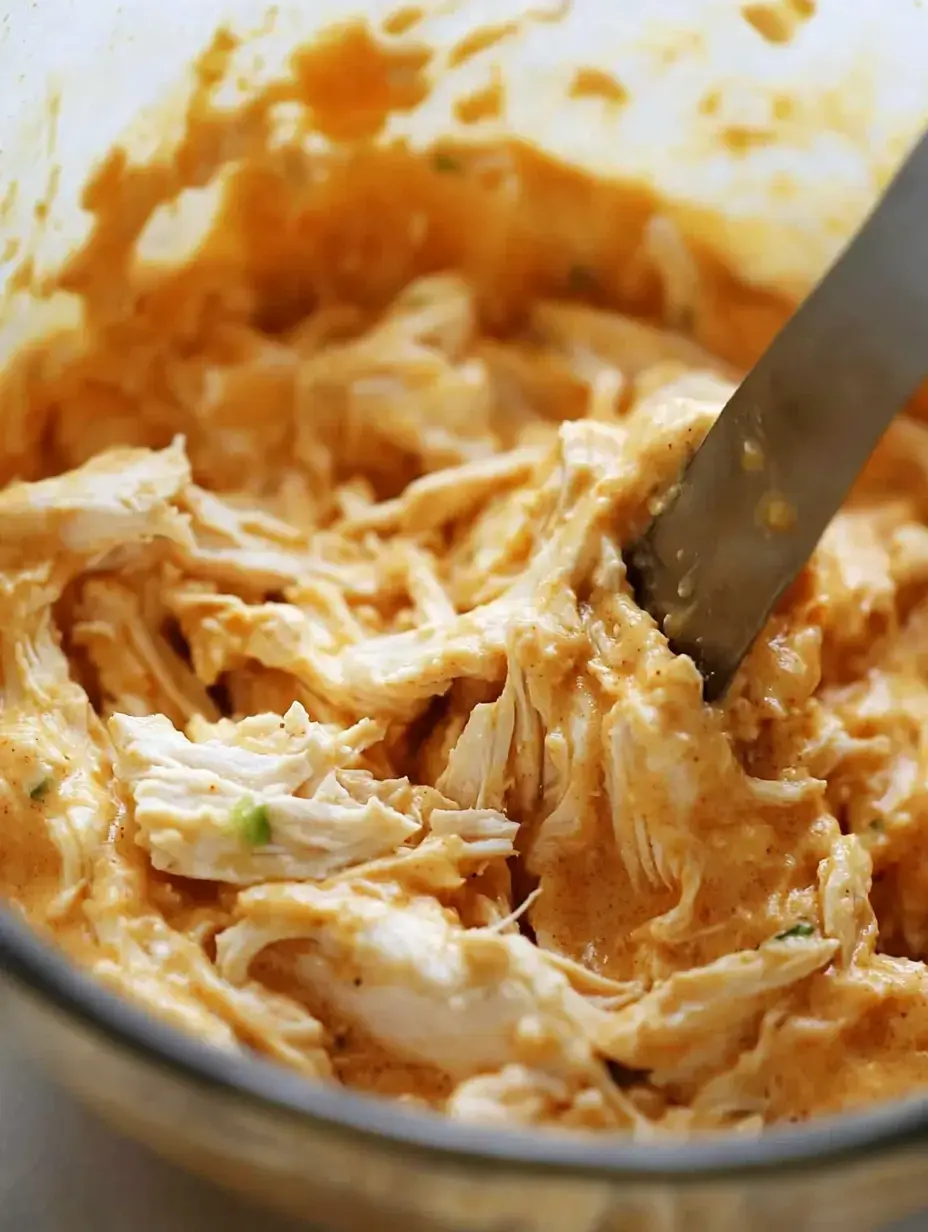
(4, 22), (928, 1138)
(108, 704), (421, 885)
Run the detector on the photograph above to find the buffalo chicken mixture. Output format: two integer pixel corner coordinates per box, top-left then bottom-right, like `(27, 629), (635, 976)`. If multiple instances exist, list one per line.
(2, 20), (928, 1135)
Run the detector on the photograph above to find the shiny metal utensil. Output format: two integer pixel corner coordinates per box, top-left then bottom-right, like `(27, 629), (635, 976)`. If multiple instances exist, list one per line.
(626, 129), (928, 703)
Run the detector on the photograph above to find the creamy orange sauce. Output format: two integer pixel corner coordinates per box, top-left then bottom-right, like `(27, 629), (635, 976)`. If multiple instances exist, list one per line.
(2, 15), (928, 1136)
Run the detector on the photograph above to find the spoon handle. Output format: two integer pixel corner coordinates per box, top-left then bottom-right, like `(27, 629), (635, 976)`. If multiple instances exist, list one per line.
(626, 127), (928, 701)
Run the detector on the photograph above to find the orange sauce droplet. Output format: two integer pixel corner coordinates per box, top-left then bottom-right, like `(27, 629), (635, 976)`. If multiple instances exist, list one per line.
(722, 125), (777, 155)
(447, 21), (519, 68)
(568, 67), (629, 106)
(773, 94), (795, 121)
(454, 75), (505, 125)
(291, 21), (432, 142)
(757, 491), (797, 532)
(742, 0), (813, 43)
(742, 3), (792, 43)
(382, 5), (424, 36)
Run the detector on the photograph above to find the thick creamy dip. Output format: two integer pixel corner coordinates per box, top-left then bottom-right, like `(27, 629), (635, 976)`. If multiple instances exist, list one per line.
(2, 17), (928, 1135)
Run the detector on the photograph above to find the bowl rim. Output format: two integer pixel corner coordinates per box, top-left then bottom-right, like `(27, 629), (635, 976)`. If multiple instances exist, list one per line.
(2, 904), (928, 1182)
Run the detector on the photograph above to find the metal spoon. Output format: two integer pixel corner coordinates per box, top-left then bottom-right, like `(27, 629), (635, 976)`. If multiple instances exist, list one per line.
(625, 129), (928, 702)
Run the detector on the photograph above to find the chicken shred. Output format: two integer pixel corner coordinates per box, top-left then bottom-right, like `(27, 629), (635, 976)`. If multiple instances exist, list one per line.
(6, 61), (928, 1135)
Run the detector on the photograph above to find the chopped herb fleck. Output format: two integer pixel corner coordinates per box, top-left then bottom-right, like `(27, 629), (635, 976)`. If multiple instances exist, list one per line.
(432, 151), (462, 173)
(28, 776), (52, 802)
(868, 819), (884, 833)
(231, 796), (271, 847)
(774, 922), (815, 941)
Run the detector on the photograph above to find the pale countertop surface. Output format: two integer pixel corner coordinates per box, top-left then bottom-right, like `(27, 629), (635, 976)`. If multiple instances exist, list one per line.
(1, 1040), (927, 1232)
(0, 1042), (305, 1232)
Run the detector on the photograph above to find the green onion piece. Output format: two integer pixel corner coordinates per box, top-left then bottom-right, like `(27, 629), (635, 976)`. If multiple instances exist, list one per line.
(432, 151), (462, 173)
(28, 776), (52, 802)
(774, 922), (815, 941)
(231, 796), (271, 847)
